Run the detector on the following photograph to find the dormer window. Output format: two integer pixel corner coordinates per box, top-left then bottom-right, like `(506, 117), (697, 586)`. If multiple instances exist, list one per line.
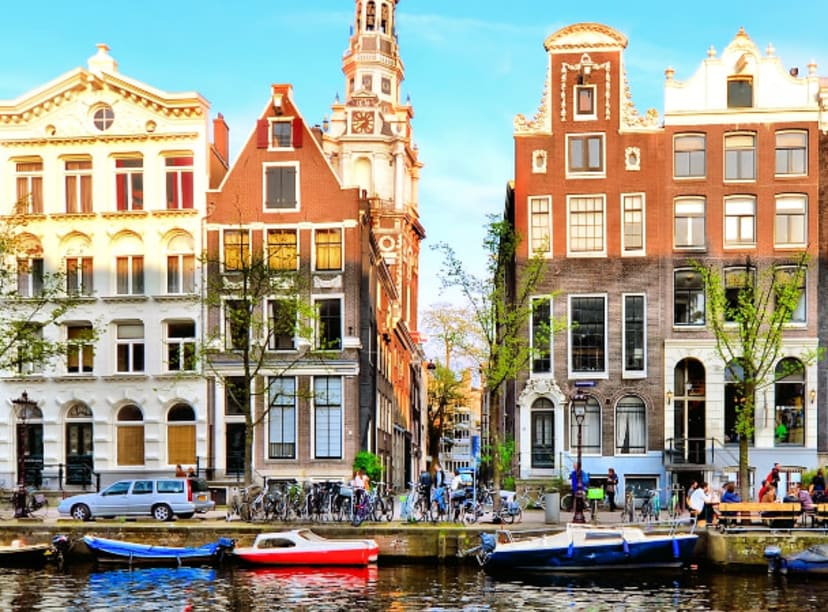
(574, 85), (596, 119)
(271, 120), (292, 148)
(727, 76), (753, 108)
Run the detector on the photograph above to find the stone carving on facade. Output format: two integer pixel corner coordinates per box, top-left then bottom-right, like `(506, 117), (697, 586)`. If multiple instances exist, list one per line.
(518, 377), (563, 404)
(560, 54), (610, 122)
(532, 149), (547, 173)
(312, 275), (343, 289)
(514, 67), (551, 134)
(624, 146), (641, 171)
(621, 74), (660, 128)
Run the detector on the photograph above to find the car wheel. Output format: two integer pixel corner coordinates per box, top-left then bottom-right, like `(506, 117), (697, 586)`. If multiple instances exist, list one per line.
(71, 504), (92, 521)
(152, 504), (173, 521)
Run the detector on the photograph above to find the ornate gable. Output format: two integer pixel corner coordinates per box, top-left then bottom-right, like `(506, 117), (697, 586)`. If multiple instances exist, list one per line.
(544, 22), (627, 52)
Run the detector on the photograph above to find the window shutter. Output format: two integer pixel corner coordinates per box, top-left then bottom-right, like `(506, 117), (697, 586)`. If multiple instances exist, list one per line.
(256, 119), (269, 149)
(292, 117), (303, 148)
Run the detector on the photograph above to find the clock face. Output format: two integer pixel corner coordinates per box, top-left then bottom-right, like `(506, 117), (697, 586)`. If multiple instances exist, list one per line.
(352, 111), (375, 134)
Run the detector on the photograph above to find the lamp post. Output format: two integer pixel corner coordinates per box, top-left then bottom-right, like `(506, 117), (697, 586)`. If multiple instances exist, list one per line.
(12, 391), (36, 518)
(571, 390), (587, 524)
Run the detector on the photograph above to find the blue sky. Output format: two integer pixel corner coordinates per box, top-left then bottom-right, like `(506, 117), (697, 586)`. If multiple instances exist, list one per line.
(2, 1), (827, 341)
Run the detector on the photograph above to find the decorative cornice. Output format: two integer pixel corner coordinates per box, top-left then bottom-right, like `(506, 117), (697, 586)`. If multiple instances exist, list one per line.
(560, 55), (611, 122)
(0, 132), (200, 146)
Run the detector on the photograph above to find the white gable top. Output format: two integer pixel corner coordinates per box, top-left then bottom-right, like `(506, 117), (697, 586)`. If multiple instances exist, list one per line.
(544, 23), (627, 53)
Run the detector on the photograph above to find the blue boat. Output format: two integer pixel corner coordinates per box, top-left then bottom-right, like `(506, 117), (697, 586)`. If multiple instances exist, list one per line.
(82, 535), (235, 567)
(477, 523), (698, 574)
(765, 544), (828, 575)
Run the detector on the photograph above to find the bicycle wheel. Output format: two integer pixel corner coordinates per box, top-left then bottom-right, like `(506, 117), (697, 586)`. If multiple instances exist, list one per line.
(560, 494), (574, 512)
(430, 500), (441, 523)
(29, 498), (48, 518)
(383, 495), (394, 521)
(336, 498), (351, 522)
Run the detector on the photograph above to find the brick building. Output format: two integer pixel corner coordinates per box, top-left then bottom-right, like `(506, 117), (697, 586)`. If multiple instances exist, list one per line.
(506, 23), (823, 499)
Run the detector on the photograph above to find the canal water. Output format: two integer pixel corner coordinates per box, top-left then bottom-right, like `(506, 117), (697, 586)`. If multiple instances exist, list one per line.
(0, 562), (821, 611)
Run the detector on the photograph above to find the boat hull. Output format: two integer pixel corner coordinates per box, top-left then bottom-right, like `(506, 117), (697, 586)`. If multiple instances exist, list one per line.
(232, 530), (379, 567)
(481, 526), (698, 574)
(82, 535), (234, 567)
(0, 544), (51, 569)
(765, 544), (828, 575)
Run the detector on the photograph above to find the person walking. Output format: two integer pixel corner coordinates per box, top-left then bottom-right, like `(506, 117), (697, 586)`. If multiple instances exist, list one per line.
(605, 468), (619, 511)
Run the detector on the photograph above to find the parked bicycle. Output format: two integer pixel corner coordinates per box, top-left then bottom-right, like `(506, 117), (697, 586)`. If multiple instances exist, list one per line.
(515, 485), (547, 511)
(371, 482), (395, 522)
(639, 489), (662, 522)
(622, 488), (636, 523)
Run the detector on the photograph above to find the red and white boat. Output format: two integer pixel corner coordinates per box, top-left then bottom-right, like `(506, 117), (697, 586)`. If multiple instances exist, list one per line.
(231, 529), (379, 566)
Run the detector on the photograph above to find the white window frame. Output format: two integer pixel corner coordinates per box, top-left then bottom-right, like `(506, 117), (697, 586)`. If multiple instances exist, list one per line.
(15, 159), (43, 214)
(164, 154), (194, 210)
(223, 298), (254, 351)
(66, 323), (94, 375)
(312, 375), (343, 460)
(313, 294), (344, 350)
(17, 257), (44, 297)
(262, 162), (300, 211)
(674, 197), (706, 250)
(530, 295), (553, 376)
(222, 228), (251, 273)
(528, 196), (552, 257)
(567, 293), (608, 379)
(622, 293), (646, 378)
(573, 84), (597, 120)
(565, 133), (605, 178)
(267, 298), (297, 351)
(115, 255), (144, 295)
(724, 195), (756, 248)
(266, 227), (300, 271)
(64, 158), (93, 213)
(313, 225), (344, 272)
(165, 319), (196, 372)
(774, 194), (807, 248)
(724, 132), (756, 182)
(114, 157), (144, 211)
(268, 376), (297, 459)
(66, 256), (94, 296)
(166, 253), (195, 294)
(621, 193), (645, 256)
(566, 194), (606, 257)
(673, 133), (706, 179)
(775, 130), (808, 177)
(775, 265), (806, 325)
(268, 118), (294, 150)
(115, 322), (145, 373)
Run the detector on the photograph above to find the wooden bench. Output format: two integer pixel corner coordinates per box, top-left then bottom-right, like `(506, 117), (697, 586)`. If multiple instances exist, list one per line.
(717, 502), (801, 529)
(814, 503), (828, 527)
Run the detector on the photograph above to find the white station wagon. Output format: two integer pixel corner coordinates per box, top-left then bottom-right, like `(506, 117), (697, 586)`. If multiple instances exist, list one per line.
(57, 478), (200, 521)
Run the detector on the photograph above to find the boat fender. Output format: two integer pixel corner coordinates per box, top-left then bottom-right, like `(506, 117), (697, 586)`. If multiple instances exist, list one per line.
(622, 537), (630, 556)
(672, 538), (679, 559)
(567, 541), (574, 558)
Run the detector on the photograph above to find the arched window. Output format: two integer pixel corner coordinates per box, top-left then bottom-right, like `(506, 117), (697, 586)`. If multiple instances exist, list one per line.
(167, 403), (196, 465)
(615, 396), (646, 454)
(117, 404), (144, 465)
(530, 398), (554, 468)
(775, 358), (804, 446)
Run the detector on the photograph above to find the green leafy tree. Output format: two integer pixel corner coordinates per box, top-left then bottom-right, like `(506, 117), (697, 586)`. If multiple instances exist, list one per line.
(203, 220), (327, 485)
(0, 204), (83, 373)
(352, 450), (384, 484)
(433, 215), (562, 507)
(694, 253), (817, 500)
(426, 362), (465, 468)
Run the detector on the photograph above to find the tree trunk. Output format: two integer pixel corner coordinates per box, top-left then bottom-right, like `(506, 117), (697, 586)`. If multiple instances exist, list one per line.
(490, 388), (502, 512)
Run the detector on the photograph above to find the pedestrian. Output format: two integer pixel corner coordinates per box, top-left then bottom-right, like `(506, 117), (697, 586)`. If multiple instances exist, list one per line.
(721, 481), (740, 503)
(605, 468), (619, 511)
(175, 464), (186, 477)
(809, 468), (826, 503)
(767, 463), (780, 490)
(187, 467), (197, 481)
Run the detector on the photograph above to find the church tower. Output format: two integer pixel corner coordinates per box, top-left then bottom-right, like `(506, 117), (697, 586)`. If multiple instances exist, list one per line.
(322, 0), (426, 481)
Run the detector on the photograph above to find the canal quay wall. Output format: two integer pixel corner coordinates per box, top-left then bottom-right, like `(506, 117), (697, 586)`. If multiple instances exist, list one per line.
(2, 511), (828, 567)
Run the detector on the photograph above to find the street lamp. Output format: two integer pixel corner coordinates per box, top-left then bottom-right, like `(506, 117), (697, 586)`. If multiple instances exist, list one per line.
(12, 391), (37, 518)
(571, 390), (588, 524)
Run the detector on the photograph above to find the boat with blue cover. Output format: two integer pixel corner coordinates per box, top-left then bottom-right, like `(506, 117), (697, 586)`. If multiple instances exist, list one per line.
(765, 544), (828, 575)
(82, 534), (235, 567)
(477, 522), (698, 574)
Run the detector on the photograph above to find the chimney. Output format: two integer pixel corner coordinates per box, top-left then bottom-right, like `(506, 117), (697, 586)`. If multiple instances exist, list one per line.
(88, 43), (117, 75)
(213, 113), (229, 165)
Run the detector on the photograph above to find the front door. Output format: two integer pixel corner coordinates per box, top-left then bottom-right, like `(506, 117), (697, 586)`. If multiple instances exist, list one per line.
(674, 358), (706, 464)
(226, 423), (246, 476)
(66, 422), (94, 485)
(16, 423), (44, 487)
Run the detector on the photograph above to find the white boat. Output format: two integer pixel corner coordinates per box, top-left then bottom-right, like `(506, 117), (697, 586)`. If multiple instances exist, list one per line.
(232, 529), (379, 566)
(478, 522), (698, 574)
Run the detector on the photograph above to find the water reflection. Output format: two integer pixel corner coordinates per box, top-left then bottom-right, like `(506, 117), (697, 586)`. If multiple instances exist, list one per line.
(0, 563), (823, 611)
